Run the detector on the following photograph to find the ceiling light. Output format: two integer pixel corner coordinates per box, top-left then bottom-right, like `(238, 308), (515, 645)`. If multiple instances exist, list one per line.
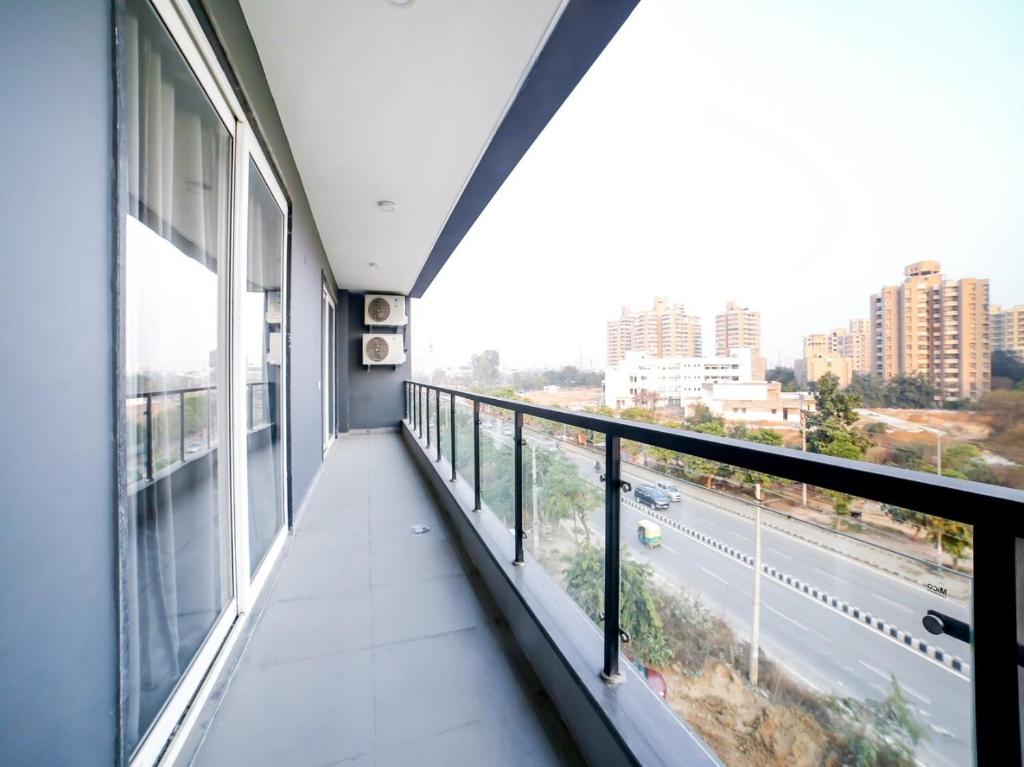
(388, 0), (414, 7)
(368, 262), (379, 268)
(377, 200), (397, 212)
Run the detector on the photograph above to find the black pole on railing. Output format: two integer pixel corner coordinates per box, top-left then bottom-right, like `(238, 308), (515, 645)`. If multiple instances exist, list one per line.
(145, 393), (154, 481)
(179, 391), (186, 462)
(435, 389), (442, 462)
(602, 433), (624, 684)
(418, 386), (424, 440)
(426, 387), (431, 448)
(513, 410), (525, 567)
(206, 390), (212, 449)
(247, 383), (254, 431)
(473, 401), (481, 511)
(413, 384), (418, 431)
(971, 525), (1021, 765)
(450, 393), (457, 482)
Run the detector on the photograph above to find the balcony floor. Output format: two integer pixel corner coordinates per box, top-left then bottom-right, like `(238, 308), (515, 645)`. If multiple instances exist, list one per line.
(191, 431), (582, 767)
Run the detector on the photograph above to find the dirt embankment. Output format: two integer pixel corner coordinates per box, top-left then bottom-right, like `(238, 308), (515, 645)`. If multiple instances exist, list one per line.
(665, 663), (837, 767)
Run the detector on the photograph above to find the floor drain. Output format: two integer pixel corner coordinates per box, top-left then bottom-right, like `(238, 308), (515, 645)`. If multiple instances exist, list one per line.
(411, 524), (431, 535)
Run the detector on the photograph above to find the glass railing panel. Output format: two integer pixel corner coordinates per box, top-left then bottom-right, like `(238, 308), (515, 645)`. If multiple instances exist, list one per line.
(439, 394), (451, 463)
(617, 441), (974, 767)
(151, 392), (183, 474)
(127, 395), (148, 482)
(453, 398), (475, 492)
(518, 415), (608, 666)
(478, 404), (516, 531)
(183, 390), (211, 457)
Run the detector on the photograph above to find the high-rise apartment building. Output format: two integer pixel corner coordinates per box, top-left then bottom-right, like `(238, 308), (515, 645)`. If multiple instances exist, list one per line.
(870, 261), (990, 402)
(715, 301), (765, 380)
(839, 319), (872, 374)
(991, 305), (1024, 362)
(606, 298), (702, 366)
(796, 333), (854, 387)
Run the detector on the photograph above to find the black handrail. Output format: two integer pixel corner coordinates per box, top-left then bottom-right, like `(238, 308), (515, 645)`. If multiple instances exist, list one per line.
(127, 382), (271, 483)
(403, 379), (1024, 765)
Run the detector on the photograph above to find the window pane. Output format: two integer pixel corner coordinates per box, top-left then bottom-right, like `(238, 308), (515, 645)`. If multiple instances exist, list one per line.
(245, 159), (286, 577)
(122, 0), (233, 755)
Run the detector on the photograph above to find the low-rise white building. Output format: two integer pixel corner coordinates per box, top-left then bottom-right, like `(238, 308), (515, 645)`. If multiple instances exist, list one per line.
(700, 381), (813, 423)
(605, 349), (753, 409)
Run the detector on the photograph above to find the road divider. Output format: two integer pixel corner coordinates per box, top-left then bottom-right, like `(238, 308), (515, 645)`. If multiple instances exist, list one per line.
(622, 495), (970, 678)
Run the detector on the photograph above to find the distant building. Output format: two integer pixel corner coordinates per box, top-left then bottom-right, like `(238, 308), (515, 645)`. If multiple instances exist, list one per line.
(838, 319), (872, 375)
(700, 381), (812, 424)
(715, 301), (765, 380)
(604, 349), (751, 409)
(870, 261), (990, 403)
(796, 332), (854, 387)
(606, 298), (701, 366)
(991, 304), (1024, 362)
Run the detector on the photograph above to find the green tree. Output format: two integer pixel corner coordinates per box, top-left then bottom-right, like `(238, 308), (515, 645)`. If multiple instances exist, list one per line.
(807, 374), (871, 516)
(830, 676), (925, 766)
(884, 374), (937, 408)
(766, 366), (799, 392)
(470, 349), (501, 388)
(539, 455), (602, 544)
(845, 373), (887, 407)
(992, 349), (1024, 386)
(682, 421), (729, 488)
(563, 545), (671, 668)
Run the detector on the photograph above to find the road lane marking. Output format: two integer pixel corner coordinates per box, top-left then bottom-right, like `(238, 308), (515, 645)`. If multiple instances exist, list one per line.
(765, 604), (808, 631)
(663, 545), (681, 555)
(699, 565), (730, 586)
(627, 499), (971, 679)
(858, 658), (935, 706)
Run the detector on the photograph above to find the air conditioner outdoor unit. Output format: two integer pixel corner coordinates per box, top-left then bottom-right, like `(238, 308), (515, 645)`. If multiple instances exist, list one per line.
(364, 294), (408, 327)
(363, 333), (406, 366)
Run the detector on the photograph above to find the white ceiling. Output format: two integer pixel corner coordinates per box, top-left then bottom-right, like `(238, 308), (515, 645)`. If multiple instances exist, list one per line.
(240, 0), (567, 295)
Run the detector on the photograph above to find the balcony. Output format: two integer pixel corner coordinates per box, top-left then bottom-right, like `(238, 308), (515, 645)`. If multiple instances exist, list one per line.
(182, 432), (584, 767)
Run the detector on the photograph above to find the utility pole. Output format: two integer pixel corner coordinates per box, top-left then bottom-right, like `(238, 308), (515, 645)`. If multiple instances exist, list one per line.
(750, 481), (763, 686)
(799, 393), (808, 507)
(936, 431), (942, 476)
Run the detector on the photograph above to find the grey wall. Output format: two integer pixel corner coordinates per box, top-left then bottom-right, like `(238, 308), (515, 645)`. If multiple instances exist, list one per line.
(0, 1), (117, 764)
(196, 0), (338, 516)
(343, 291), (412, 430)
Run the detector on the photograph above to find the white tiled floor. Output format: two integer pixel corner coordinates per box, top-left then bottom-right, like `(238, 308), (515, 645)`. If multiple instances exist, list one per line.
(192, 432), (583, 767)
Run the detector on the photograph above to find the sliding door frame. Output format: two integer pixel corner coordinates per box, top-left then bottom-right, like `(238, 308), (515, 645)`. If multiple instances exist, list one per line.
(117, 1), (291, 764)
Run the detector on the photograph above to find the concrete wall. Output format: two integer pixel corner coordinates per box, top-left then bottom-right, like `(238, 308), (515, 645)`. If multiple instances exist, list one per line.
(343, 291), (412, 430)
(0, 1), (117, 764)
(197, 0), (338, 516)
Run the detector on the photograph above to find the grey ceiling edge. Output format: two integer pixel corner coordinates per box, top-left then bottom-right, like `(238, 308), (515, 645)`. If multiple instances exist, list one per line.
(409, 0), (640, 299)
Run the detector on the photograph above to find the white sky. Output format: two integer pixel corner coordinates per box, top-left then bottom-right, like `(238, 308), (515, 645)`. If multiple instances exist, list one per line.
(413, 0), (1023, 373)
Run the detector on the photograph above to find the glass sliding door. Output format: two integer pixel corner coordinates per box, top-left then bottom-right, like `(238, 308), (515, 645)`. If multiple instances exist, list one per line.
(121, 0), (235, 757)
(242, 157), (287, 579)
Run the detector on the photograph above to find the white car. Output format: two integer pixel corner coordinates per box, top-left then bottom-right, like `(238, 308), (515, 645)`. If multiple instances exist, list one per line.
(655, 480), (682, 502)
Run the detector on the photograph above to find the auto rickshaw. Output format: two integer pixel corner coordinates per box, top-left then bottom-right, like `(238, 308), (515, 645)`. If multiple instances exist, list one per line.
(637, 520), (662, 548)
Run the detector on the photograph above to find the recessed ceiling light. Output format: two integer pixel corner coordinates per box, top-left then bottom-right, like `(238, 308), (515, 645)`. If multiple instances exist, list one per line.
(388, 0), (415, 7)
(377, 200), (397, 212)
(368, 262), (379, 268)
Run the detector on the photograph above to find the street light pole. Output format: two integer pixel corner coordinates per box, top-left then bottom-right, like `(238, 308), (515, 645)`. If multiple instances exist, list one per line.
(799, 393), (808, 506)
(936, 431), (942, 476)
(750, 481), (763, 686)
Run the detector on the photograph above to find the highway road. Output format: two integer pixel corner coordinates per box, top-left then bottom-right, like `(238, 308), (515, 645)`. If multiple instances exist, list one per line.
(516, 432), (975, 767)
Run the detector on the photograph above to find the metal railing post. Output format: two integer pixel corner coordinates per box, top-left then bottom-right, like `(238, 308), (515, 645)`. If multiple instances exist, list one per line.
(450, 393), (457, 481)
(473, 401), (481, 511)
(206, 390), (212, 449)
(247, 383), (254, 431)
(179, 391), (186, 462)
(513, 410), (525, 566)
(435, 389), (442, 462)
(145, 393), (154, 481)
(971, 525), (1021, 765)
(418, 386), (424, 440)
(426, 387), (431, 448)
(602, 433), (624, 684)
